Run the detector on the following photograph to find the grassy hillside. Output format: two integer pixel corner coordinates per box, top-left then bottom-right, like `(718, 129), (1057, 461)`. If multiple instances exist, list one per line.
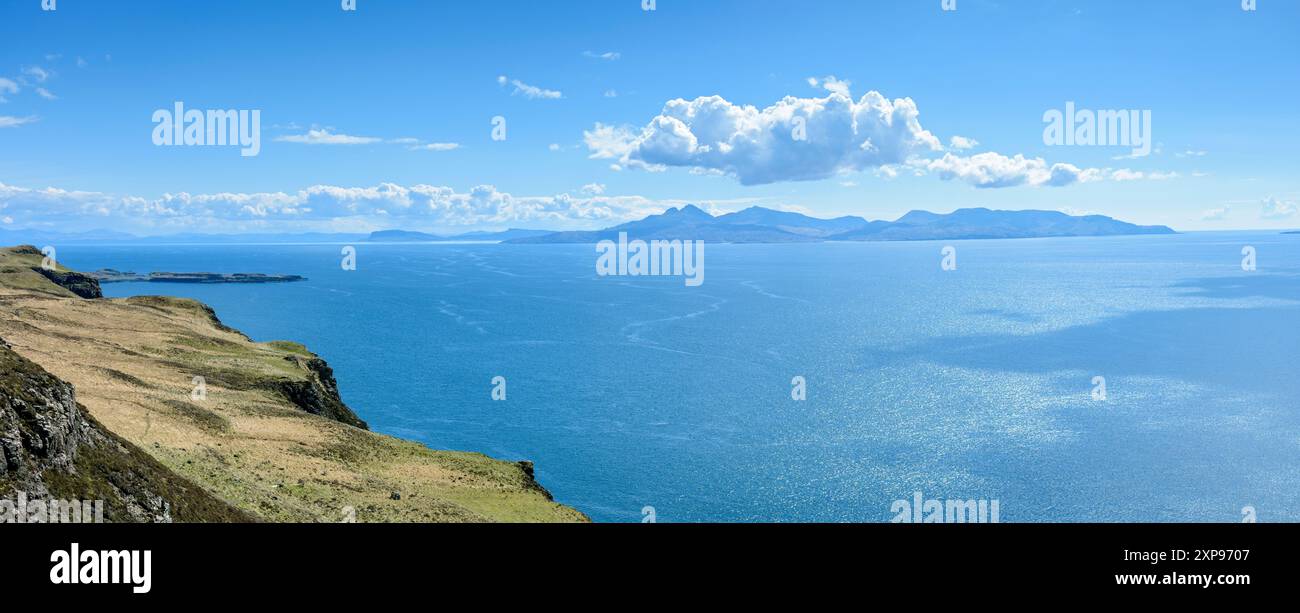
(2, 340), (256, 522)
(0, 246), (587, 522)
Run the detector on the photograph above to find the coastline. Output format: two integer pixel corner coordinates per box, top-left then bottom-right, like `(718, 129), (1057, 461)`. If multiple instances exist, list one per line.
(0, 245), (587, 523)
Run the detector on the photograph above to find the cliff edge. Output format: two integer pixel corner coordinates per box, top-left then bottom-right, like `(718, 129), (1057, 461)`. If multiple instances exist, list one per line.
(0, 246), (587, 523)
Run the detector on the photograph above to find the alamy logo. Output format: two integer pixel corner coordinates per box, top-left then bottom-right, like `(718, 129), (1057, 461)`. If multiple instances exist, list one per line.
(1, 492), (104, 523)
(152, 102), (261, 157)
(596, 232), (704, 287)
(50, 543), (151, 594)
(890, 491), (1000, 523)
(1043, 101), (1152, 157)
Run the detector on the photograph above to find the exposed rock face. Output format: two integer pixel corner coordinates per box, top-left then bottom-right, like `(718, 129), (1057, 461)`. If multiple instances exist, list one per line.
(0, 340), (252, 522)
(0, 339), (88, 484)
(273, 355), (369, 430)
(33, 268), (103, 299)
(515, 460), (554, 501)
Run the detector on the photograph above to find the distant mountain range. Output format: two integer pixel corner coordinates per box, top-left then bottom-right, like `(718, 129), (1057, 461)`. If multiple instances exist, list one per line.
(366, 228), (554, 242)
(1, 206), (1177, 245)
(506, 205), (1176, 244)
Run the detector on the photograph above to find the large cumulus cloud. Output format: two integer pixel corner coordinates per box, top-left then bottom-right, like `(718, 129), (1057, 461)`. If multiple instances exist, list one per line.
(586, 91), (942, 185)
(587, 85), (1174, 190)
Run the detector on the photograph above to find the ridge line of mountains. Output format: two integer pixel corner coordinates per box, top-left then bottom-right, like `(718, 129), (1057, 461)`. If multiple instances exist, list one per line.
(376, 206), (1176, 244)
(0, 206), (1178, 245)
(522, 206), (1176, 243)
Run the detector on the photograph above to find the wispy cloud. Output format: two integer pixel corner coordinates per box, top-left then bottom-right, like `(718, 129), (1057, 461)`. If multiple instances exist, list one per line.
(1261, 196), (1297, 219)
(35, 87), (57, 100)
(498, 75), (562, 99)
(21, 66), (51, 83)
(1201, 206), (1229, 221)
(275, 128), (382, 145)
(583, 51), (621, 61)
(0, 115), (38, 128)
(0, 78), (17, 102)
(408, 142), (460, 151)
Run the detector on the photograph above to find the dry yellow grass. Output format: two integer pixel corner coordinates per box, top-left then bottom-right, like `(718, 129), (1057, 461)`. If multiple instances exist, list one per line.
(0, 246), (588, 523)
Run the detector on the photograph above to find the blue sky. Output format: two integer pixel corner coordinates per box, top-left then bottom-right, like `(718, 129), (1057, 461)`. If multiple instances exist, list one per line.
(1, 0), (1297, 235)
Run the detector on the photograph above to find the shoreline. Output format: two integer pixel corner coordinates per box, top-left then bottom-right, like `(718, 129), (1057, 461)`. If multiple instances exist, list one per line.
(0, 245), (588, 523)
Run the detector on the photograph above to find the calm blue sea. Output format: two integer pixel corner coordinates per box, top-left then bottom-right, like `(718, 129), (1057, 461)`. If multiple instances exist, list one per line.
(56, 232), (1300, 522)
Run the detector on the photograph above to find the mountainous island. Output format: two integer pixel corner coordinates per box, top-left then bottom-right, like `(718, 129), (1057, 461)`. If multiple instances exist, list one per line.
(0, 246), (586, 523)
(2, 206), (1174, 247)
(505, 206), (1176, 244)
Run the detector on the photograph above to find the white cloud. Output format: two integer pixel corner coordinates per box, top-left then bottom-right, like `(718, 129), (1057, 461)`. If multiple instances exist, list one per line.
(76, 56), (88, 69)
(0, 180), (691, 235)
(22, 66), (51, 83)
(1201, 206), (1229, 221)
(0, 78), (18, 102)
(588, 85), (1184, 189)
(275, 128), (382, 145)
(1261, 196), (1297, 219)
(948, 135), (979, 150)
(583, 51), (621, 61)
(923, 152), (1101, 188)
(922, 153), (1179, 189)
(0, 115), (38, 128)
(587, 90), (943, 185)
(1111, 169), (1179, 181)
(584, 123), (642, 163)
(548, 143), (562, 151)
(36, 87), (56, 100)
(580, 183), (606, 195)
(1176, 150), (1208, 158)
(603, 89), (618, 98)
(408, 142), (460, 151)
(807, 75), (852, 97)
(499, 75), (562, 100)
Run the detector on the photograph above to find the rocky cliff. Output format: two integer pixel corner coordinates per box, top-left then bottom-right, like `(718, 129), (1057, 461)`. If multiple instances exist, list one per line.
(1, 338), (253, 522)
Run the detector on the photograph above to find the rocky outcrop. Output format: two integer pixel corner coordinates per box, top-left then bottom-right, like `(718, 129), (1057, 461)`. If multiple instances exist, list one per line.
(516, 460), (555, 501)
(271, 355), (369, 430)
(0, 339), (252, 522)
(33, 268), (103, 299)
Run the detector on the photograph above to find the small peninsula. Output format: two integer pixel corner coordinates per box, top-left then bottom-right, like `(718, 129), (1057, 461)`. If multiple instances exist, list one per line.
(89, 269), (307, 284)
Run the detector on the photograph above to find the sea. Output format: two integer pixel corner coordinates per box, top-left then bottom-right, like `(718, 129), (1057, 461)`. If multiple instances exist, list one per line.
(55, 231), (1300, 522)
